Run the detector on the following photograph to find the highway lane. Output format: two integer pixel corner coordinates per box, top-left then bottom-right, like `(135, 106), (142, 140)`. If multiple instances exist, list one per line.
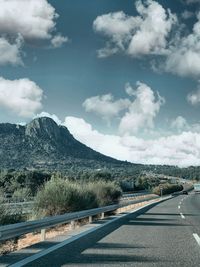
(21, 194), (200, 267)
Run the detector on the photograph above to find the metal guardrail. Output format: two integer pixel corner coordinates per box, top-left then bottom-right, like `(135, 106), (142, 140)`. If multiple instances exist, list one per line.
(0, 195), (159, 242)
(3, 193), (150, 215)
(122, 192), (150, 199)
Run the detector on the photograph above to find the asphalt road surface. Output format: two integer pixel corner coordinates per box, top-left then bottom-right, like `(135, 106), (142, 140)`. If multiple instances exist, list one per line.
(21, 193), (200, 266)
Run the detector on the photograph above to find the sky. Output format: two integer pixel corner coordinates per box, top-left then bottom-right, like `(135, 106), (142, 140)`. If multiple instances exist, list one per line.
(1, 0), (200, 167)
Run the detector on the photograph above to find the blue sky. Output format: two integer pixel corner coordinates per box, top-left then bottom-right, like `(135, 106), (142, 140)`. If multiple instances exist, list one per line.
(1, 0), (200, 166)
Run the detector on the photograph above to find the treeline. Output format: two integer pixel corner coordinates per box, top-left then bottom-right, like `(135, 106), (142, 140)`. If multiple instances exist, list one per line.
(0, 169), (51, 199)
(0, 168), (159, 199)
(0, 164), (199, 200)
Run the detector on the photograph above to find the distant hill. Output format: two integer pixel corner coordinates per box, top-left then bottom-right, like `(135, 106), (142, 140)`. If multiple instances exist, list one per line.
(0, 117), (130, 170)
(0, 117), (200, 180)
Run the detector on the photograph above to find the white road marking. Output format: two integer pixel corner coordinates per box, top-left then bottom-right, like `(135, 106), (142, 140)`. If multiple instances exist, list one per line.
(193, 233), (200, 247)
(178, 205), (180, 209)
(180, 213), (185, 219)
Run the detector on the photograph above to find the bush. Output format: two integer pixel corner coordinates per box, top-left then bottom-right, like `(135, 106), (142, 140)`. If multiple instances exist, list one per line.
(152, 183), (183, 196)
(34, 178), (97, 217)
(0, 192), (24, 225)
(87, 181), (122, 207)
(34, 178), (122, 217)
(12, 187), (31, 202)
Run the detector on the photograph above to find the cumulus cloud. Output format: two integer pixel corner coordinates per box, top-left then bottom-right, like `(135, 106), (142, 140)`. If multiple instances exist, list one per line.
(83, 94), (131, 120)
(51, 34), (69, 48)
(0, 0), (68, 65)
(160, 11), (200, 77)
(82, 81), (164, 134)
(93, 0), (200, 79)
(185, 0), (200, 4)
(0, 36), (23, 65)
(119, 82), (165, 135)
(0, 0), (56, 40)
(127, 0), (176, 57)
(171, 116), (188, 130)
(63, 116), (130, 159)
(34, 111), (62, 125)
(181, 10), (194, 19)
(0, 77), (43, 117)
(93, 0), (176, 58)
(63, 115), (200, 167)
(187, 88), (200, 105)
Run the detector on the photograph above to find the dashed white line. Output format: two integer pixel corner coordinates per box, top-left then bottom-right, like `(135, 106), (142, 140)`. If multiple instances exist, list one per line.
(180, 213), (185, 219)
(178, 205), (180, 209)
(193, 233), (200, 247)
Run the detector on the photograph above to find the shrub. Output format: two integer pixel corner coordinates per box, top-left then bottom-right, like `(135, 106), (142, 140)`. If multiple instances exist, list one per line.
(0, 192), (23, 225)
(34, 178), (97, 217)
(152, 183), (183, 196)
(12, 187), (31, 202)
(87, 181), (122, 207)
(34, 178), (122, 217)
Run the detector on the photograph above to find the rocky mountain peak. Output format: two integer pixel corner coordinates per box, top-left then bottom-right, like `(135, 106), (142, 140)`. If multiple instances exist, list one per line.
(25, 117), (60, 140)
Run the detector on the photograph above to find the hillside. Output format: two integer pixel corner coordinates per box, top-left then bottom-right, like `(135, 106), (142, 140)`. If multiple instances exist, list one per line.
(0, 117), (200, 181)
(0, 117), (129, 170)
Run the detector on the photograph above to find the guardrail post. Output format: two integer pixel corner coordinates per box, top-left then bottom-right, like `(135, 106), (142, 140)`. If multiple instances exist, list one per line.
(70, 220), (75, 230)
(41, 229), (46, 241)
(101, 212), (104, 219)
(89, 216), (92, 223)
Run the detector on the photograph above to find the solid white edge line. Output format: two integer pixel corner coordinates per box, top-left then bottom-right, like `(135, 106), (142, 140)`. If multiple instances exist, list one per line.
(193, 233), (200, 247)
(9, 197), (171, 267)
(180, 213), (185, 219)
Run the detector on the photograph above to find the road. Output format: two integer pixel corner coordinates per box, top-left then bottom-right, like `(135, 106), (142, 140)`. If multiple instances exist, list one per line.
(7, 193), (200, 266)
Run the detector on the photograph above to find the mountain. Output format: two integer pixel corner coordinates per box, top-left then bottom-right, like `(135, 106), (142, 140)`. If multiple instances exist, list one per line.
(0, 117), (127, 170)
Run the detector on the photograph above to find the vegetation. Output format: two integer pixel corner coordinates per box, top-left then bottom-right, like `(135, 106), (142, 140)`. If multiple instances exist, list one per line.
(0, 191), (24, 225)
(152, 183), (183, 196)
(0, 169), (51, 198)
(34, 177), (122, 217)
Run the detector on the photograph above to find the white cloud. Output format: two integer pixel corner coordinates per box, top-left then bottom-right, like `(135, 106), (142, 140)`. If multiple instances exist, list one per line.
(171, 116), (188, 130)
(127, 0), (176, 57)
(93, 11), (139, 57)
(82, 81), (164, 133)
(83, 94), (131, 120)
(0, 36), (23, 65)
(63, 116), (134, 160)
(0, 0), (56, 40)
(63, 116), (200, 167)
(185, 0), (200, 4)
(119, 81), (165, 135)
(0, 77), (43, 117)
(0, 0), (68, 65)
(187, 88), (200, 105)
(51, 34), (68, 48)
(164, 11), (200, 77)
(34, 111), (61, 125)
(181, 10), (194, 19)
(93, 0), (176, 58)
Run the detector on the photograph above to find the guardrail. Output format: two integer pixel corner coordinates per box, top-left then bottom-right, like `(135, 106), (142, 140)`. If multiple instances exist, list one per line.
(122, 192), (150, 199)
(3, 193), (150, 215)
(0, 195), (159, 242)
